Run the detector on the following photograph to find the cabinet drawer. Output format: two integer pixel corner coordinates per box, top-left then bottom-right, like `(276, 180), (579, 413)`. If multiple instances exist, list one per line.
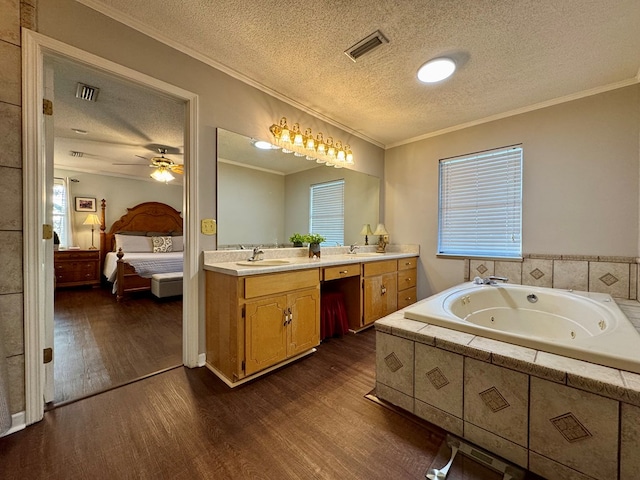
(397, 287), (417, 309)
(398, 269), (417, 290)
(244, 269), (319, 299)
(323, 264), (360, 281)
(56, 250), (99, 261)
(397, 257), (417, 271)
(363, 260), (396, 277)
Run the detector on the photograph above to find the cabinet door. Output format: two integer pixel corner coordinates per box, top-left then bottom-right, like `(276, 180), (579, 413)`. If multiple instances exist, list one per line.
(363, 272), (397, 326)
(287, 288), (320, 357)
(244, 295), (288, 376)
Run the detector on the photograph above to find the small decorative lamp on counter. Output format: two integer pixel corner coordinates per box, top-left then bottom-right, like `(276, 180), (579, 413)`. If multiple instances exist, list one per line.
(374, 223), (389, 253)
(359, 223), (373, 245)
(83, 213), (101, 250)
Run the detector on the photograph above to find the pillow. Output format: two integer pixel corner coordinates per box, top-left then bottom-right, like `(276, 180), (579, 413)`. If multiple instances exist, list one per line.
(171, 235), (184, 252)
(114, 234), (153, 253)
(152, 236), (173, 253)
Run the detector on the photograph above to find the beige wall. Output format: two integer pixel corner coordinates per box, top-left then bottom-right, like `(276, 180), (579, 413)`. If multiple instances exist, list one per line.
(55, 169), (183, 249)
(217, 162), (286, 247)
(385, 85), (640, 298)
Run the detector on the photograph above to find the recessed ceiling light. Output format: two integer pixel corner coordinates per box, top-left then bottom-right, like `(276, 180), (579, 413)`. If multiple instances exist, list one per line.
(254, 140), (276, 150)
(417, 57), (456, 83)
(72, 128), (88, 135)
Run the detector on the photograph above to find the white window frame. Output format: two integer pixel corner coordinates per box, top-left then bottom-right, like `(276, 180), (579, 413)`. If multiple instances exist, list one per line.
(52, 177), (70, 247)
(438, 145), (523, 259)
(309, 179), (345, 246)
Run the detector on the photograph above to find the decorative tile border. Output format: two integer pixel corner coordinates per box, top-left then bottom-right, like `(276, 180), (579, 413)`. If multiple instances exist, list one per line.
(463, 253), (639, 299)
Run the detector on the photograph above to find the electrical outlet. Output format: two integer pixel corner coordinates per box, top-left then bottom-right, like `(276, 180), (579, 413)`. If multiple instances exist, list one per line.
(201, 218), (217, 235)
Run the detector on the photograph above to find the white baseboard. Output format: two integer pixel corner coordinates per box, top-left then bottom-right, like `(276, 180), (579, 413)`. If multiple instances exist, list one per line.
(197, 353), (206, 367)
(1, 411), (26, 437)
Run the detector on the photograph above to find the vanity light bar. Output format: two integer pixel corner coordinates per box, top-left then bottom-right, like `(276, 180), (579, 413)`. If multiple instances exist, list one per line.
(268, 117), (354, 168)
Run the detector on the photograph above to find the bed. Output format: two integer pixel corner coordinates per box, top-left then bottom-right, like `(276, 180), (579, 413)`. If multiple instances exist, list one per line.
(99, 200), (184, 301)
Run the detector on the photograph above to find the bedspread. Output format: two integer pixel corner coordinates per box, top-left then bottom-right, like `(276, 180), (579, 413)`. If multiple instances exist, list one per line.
(104, 252), (183, 289)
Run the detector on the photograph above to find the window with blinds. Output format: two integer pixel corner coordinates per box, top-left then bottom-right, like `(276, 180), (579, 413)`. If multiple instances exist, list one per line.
(310, 179), (345, 246)
(438, 145), (522, 259)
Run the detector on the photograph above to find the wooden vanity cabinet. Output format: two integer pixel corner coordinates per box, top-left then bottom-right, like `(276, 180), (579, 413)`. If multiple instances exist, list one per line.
(244, 287), (320, 376)
(397, 257), (417, 309)
(362, 260), (398, 327)
(206, 269), (320, 384)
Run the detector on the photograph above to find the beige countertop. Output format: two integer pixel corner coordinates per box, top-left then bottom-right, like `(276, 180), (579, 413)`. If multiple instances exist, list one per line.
(203, 244), (419, 276)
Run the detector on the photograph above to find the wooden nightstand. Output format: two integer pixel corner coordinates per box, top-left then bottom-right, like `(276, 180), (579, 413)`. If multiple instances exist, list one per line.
(54, 249), (100, 288)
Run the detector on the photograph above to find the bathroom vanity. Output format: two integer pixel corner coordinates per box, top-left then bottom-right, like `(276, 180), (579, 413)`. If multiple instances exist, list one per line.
(204, 246), (418, 387)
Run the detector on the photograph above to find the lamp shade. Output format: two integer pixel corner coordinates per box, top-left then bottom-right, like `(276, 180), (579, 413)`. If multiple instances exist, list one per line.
(359, 224), (373, 236)
(82, 214), (101, 226)
(373, 223), (388, 236)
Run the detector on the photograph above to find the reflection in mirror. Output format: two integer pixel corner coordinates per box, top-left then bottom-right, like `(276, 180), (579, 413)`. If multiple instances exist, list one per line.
(216, 128), (380, 249)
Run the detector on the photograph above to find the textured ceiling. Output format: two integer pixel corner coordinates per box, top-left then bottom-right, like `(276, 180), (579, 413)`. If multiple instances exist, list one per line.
(79, 0), (640, 147)
(49, 55), (186, 181)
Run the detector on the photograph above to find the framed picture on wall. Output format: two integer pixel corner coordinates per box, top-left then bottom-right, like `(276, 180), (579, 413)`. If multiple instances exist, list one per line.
(75, 197), (97, 212)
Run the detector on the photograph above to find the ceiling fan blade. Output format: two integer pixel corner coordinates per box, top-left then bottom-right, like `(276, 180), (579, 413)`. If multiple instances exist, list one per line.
(169, 165), (184, 174)
(135, 155), (150, 160)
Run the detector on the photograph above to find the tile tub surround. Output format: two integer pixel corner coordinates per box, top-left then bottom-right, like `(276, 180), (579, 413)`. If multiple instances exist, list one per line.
(463, 254), (639, 300)
(374, 299), (640, 479)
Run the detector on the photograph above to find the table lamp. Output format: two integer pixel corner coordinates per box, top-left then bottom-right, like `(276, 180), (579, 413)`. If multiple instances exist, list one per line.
(83, 213), (101, 250)
(359, 224), (373, 245)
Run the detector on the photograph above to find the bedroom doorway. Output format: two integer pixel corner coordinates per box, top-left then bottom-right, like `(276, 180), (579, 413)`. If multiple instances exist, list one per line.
(45, 54), (187, 407)
(23, 30), (200, 424)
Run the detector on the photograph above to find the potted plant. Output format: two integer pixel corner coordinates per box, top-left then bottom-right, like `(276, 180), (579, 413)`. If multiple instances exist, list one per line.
(289, 233), (305, 247)
(304, 233), (326, 258)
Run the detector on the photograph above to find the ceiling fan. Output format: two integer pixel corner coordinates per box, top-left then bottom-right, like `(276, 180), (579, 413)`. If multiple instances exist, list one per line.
(113, 148), (183, 182)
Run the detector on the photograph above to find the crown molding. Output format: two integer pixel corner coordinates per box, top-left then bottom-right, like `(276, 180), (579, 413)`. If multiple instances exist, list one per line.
(387, 78), (640, 149)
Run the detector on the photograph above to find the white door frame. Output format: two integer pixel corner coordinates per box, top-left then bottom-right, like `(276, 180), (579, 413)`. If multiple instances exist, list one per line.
(22, 29), (200, 425)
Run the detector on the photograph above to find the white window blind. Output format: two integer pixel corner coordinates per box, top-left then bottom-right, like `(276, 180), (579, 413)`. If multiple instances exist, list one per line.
(310, 179), (345, 246)
(438, 145), (522, 259)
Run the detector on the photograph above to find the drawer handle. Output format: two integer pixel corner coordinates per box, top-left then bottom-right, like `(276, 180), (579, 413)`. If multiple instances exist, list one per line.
(339, 270), (348, 274)
(381, 285), (387, 295)
(405, 262), (411, 265)
(405, 277), (411, 282)
(405, 296), (413, 301)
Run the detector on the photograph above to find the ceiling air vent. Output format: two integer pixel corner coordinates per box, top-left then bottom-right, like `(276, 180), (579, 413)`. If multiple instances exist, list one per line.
(345, 30), (389, 62)
(69, 151), (84, 157)
(75, 83), (100, 102)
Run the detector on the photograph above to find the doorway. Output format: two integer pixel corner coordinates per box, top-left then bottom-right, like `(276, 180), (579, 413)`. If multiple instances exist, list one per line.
(23, 30), (200, 425)
(46, 54), (187, 406)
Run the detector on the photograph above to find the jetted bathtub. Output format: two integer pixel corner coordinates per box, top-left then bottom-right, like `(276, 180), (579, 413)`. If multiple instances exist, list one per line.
(403, 282), (640, 374)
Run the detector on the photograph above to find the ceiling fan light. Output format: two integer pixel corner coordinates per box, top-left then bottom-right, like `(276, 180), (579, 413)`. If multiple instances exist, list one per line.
(417, 57), (456, 83)
(151, 168), (175, 183)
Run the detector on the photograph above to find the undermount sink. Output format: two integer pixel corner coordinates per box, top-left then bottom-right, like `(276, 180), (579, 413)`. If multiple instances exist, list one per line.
(236, 259), (292, 267)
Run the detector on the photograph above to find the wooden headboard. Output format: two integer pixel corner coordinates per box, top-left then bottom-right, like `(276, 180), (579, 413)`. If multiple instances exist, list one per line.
(99, 199), (183, 266)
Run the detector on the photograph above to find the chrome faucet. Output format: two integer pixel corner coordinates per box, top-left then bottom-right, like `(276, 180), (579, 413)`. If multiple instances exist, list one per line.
(473, 276), (508, 286)
(348, 243), (359, 254)
(248, 245), (264, 262)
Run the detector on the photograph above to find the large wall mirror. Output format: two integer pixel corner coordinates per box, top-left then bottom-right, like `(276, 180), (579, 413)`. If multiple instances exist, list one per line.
(217, 128), (380, 249)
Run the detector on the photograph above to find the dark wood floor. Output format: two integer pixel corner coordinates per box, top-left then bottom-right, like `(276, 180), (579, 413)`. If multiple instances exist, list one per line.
(53, 287), (182, 405)
(0, 329), (541, 480)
